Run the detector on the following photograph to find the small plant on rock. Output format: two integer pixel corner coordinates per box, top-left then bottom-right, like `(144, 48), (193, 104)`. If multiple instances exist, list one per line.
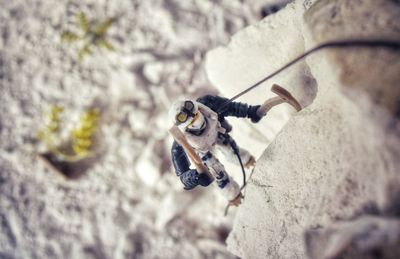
(61, 11), (115, 61)
(70, 109), (100, 158)
(37, 106), (101, 178)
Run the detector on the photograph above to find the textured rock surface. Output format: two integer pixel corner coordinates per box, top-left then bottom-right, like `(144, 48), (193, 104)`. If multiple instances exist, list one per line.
(0, 0), (267, 258)
(305, 214), (400, 259)
(305, 0), (400, 114)
(204, 0), (400, 258)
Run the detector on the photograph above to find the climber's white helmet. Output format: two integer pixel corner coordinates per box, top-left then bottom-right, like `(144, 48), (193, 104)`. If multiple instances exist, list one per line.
(169, 100), (206, 132)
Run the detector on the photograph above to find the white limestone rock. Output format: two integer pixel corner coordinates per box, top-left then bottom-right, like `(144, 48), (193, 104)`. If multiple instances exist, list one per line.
(204, 0), (400, 258)
(135, 140), (162, 187)
(143, 61), (164, 85)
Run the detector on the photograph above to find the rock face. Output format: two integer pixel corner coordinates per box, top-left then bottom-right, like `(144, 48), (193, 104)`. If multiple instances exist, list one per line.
(305, 0), (400, 114)
(205, 0), (400, 258)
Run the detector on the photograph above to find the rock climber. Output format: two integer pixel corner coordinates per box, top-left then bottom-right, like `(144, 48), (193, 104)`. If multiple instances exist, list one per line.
(169, 84), (301, 205)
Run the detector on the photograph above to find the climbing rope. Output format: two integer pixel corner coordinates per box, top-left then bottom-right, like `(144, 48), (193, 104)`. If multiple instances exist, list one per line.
(223, 137), (247, 216)
(217, 38), (400, 115)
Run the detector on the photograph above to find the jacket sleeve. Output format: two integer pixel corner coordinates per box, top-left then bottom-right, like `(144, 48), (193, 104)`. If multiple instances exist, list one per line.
(171, 141), (191, 177)
(196, 95), (262, 123)
(171, 141), (213, 189)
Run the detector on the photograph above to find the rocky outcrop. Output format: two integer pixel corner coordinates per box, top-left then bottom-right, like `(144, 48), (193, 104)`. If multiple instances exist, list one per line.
(206, 0), (400, 258)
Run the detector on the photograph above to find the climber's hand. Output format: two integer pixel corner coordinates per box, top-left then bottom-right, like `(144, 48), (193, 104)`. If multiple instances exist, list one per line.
(181, 169), (200, 190)
(244, 155), (256, 168)
(181, 169), (213, 190)
(198, 172), (213, 187)
(229, 193), (243, 207)
(247, 105), (263, 123)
